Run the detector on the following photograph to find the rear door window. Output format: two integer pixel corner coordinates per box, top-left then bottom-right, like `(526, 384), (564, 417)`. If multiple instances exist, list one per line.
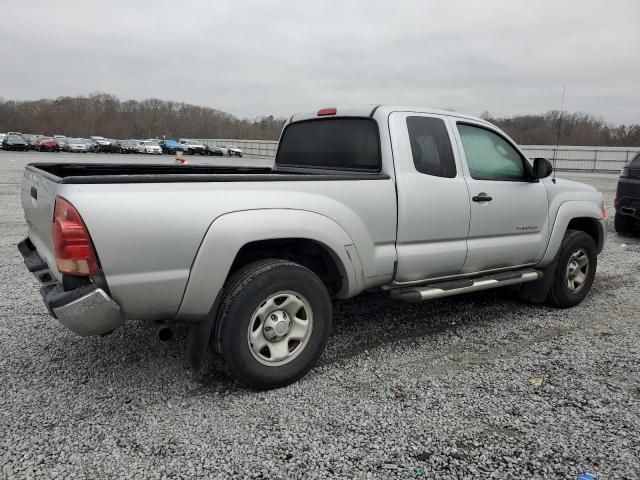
(406, 116), (456, 178)
(276, 118), (380, 171)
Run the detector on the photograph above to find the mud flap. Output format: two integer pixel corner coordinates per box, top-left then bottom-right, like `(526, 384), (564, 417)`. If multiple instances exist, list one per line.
(518, 258), (558, 303)
(185, 293), (222, 372)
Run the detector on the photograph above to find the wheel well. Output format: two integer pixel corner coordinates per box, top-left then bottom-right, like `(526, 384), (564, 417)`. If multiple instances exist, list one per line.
(567, 217), (601, 248)
(227, 238), (344, 295)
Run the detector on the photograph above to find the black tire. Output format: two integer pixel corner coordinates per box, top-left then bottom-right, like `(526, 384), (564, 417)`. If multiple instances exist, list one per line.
(213, 259), (332, 389)
(546, 229), (597, 308)
(614, 211), (635, 236)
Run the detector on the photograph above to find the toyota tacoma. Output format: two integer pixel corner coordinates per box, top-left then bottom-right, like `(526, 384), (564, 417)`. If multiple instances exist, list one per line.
(18, 105), (607, 389)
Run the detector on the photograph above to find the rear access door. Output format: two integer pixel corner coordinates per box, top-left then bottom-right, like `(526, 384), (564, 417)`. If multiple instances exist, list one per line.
(389, 112), (470, 282)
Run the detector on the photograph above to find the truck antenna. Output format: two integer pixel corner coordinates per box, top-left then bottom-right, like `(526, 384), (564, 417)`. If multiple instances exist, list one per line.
(551, 84), (566, 184)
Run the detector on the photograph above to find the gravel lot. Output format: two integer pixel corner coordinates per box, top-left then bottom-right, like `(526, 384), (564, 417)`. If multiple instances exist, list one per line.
(1, 151), (638, 479)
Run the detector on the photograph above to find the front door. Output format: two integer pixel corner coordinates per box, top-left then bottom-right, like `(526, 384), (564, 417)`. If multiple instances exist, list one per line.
(451, 120), (549, 273)
(390, 112), (471, 282)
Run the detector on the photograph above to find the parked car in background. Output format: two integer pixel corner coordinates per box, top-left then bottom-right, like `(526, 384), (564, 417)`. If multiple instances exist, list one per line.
(2, 134), (29, 151)
(35, 137), (60, 152)
(113, 140), (129, 153)
(107, 140), (122, 154)
(25, 135), (44, 150)
(53, 135), (66, 142)
(205, 144), (224, 156)
(79, 139), (94, 152)
(90, 136), (113, 153)
(179, 138), (206, 155)
(160, 139), (183, 155)
(119, 140), (139, 154)
(61, 138), (89, 153)
(137, 140), (162, 154)
(0, 134), (6, 145)
(216, 145), (229, 156)
(224, 145), (243, 157)
(615, 152), (640, 236)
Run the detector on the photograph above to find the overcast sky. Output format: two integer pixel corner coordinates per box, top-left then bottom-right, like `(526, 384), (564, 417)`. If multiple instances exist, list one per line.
(1, 0), (638, 123)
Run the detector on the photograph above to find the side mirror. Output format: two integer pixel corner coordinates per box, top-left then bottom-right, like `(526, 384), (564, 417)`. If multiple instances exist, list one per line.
(533, 157), (553, 179)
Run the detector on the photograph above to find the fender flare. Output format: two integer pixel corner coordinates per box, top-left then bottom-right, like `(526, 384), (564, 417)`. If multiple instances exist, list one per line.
(538, 200), (605, 267)
(176, 208), (364, 321)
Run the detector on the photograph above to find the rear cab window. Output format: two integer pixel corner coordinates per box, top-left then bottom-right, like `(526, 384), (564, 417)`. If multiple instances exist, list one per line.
(276, 118), (381, 171)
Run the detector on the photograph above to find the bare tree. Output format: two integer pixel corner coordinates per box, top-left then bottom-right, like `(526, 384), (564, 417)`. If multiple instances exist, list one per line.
(0, 93), (286, 140)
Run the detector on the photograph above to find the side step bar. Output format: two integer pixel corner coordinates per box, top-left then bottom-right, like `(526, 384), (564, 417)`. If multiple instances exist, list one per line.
(390, 269), (542, 303)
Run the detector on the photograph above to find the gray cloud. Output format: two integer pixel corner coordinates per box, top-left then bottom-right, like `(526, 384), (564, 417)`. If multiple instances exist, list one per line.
(1, 0), (638, 123)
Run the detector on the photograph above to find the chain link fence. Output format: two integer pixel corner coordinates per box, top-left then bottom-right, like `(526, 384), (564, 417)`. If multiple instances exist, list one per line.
(195, 139), (638, 172)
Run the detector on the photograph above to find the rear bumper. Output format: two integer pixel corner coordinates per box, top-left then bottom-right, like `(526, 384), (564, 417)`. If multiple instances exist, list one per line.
(18, 238), (123, 336)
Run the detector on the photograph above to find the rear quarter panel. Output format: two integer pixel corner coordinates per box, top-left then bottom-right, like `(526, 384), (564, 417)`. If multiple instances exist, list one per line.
(60, 178), (397, 321)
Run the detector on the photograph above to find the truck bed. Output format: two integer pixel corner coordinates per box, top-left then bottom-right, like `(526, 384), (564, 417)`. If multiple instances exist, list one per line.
(29, 163), (388, 184)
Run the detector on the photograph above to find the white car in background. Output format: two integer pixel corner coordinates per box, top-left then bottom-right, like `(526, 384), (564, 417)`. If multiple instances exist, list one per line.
(137, 140), (162, 154)
(224, 145), (243, 157)
(62, 138), (89, 153)
(178, 139), (206, 155)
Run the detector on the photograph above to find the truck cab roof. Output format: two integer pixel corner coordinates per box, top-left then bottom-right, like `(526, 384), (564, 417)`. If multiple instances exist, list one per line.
(289, 105), (491, 126)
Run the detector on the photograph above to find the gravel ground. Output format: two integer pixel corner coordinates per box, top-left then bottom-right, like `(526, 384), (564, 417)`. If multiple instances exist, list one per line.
(1, 151), (639, 479)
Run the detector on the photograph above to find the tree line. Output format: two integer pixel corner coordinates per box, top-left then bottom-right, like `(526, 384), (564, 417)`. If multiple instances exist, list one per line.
(481, 110), (640, 147)
(0, 93), (286, 140)
(0, 93), (638, 146)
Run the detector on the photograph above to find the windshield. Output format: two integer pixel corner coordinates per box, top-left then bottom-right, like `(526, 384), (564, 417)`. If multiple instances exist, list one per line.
(276, 118), (381, 171)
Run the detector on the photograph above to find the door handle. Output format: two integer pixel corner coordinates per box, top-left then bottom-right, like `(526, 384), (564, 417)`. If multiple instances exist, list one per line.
(472, 194), (492, 202)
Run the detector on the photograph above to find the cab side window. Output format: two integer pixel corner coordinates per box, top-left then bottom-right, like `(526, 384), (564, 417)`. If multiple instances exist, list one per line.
(457, 124), (526, 181)
(406, 117), (456, 178)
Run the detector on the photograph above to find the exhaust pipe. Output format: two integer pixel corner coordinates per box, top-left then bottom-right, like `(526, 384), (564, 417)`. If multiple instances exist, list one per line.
(156, 323), (173, 341)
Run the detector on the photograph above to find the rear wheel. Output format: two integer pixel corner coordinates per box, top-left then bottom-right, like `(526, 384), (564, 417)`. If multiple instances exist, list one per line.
(546, 229), (597, 308)
(614, 211), (635, 236)
(213, 259), (332, 389)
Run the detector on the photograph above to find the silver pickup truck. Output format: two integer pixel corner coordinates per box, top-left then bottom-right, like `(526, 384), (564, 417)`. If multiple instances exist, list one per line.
(19, 105), (606, 389)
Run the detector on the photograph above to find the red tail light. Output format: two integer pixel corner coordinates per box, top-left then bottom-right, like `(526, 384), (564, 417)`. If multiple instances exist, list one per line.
(52, 197), (101, 276)
(317, 107), (337, 116)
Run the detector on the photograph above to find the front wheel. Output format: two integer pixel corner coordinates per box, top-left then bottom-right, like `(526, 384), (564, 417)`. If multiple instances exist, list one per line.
(546, 229), (597, 308)
(213, 259), (332, 389)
